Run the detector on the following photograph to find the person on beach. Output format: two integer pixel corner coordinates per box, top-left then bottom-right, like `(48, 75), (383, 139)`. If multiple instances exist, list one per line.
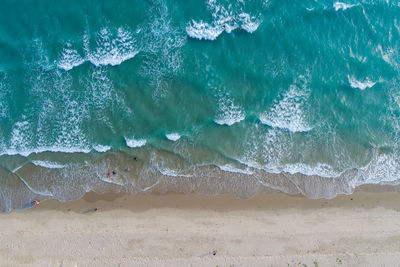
(83, 208), (98, 213)
(125, 167), (130, 172)
(133, 157), (138, 161)
(112, 171), (116, 175)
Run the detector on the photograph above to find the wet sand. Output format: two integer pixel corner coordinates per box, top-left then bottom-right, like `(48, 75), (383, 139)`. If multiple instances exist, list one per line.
(1, 191), (400, 266)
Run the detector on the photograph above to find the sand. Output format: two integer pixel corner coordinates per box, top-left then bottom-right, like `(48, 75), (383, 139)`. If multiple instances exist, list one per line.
(1, 191), (400, 266)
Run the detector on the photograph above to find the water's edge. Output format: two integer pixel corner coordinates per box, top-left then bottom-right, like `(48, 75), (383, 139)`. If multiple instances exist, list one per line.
(1, 149), (399, 212)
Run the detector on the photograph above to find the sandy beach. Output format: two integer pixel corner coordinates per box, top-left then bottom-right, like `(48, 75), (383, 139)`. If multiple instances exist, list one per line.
(1, 191), (400, 266)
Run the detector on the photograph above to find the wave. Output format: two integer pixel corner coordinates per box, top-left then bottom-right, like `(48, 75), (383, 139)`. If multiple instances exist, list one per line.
(236, 156), (342, 179)
(4, 144), (400, 212)
(93, 145), (111, 153)
(214, 92), (245, 126)
(214, 115), (245, 126)
(157, 167), (192, 177)
(333, 2), (357, 11)
(166, 133), (181, 141)
(56, 43), (85, 71)
(85, 27), (139, 67)
(357, 151), (400, 184)
(11, 164), (25, 173)
(31, 160), (66, 169)
(186, 0), (262, 40)
(238, 13), (260, 33)
(1, 147), (91, 157)
(217, 164), (253, 175)
(282, 163), (342, 178)
(0, 72), (10, 119)
(57, 27), (140, 71)
(348, 75), (376, 90)
(186, 21), (224, 41)
(2, 117), (91, 157)
(259, 75), (312, 133)
(125, 137), (147, 148)
(138, 1), (186, 97)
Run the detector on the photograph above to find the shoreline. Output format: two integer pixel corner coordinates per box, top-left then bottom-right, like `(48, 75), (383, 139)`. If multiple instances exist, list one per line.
(4, 147), (400, 212)
(2, 191), (400, 266)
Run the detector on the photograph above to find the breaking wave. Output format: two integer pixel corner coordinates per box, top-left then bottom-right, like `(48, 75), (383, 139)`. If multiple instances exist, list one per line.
(333, 2), (357, 11)
(259, 75), (312, 133)
(348, 75), (376, 90)
(166, 133), (181, 141)
(186, 0), (262, 40)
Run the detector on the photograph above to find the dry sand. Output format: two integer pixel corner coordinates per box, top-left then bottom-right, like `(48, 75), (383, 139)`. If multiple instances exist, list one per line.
(1, 191), (400, 266)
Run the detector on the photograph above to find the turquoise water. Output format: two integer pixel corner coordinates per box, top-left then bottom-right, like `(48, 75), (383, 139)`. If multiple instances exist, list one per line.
(0, 0), (399, 211)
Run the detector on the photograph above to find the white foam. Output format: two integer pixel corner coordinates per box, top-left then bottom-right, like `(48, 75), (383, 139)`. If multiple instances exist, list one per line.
(57, 43), (85, 71)
(86, 27), (140, 67)
(93, 145), (111, 152)
(11, 164), (25, 173)
(214, 116), (245, 126)
(31, 160), (66, 169)
(348, 75), (376, 90)
(57, 27), (140, 71)
(158, 168), (192, 177)
(9, 120), (32, 155)
(186, 20), (224, 41)
(377, 45), (396, 66)
(0, 147), (91, 157)
(8, 99), (89, 156)
(55, 89), (90, 153)
(218, 164), (253, 175)
(100, 175), (125, 186)
(283, 163), (342, 178)
(333, 2), (356, 11)
(358, 152), (400, 184)
(1, 41), (92, 157)
(166, 133), (181, 141)
(0, 72), (10, 119)
(260, 76), (312, 132)
(137, 3), (186, 98)
(125, 137), (147, 148)
(186, 1), (262, 41)
(238, 13), (261, 33)
(214, 93), (245, 126)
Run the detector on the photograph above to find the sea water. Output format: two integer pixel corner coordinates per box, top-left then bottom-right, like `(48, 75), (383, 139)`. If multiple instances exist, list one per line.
(0, 0), (399, 211)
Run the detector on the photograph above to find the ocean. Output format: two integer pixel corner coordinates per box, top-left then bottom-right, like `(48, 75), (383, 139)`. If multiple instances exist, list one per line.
(0, 0), (399, 211)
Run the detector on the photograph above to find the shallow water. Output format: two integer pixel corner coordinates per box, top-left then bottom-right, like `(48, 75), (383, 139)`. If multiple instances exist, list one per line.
(0, 0), (399, 211)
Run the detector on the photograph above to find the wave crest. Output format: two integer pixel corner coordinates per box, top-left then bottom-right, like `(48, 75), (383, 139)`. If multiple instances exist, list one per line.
(348, 75), (376, 90)
(333, 2), (357, 11)
(186, 0), (262, 40)
(125, 137), (147, 148)
(260, 75), (312, 133)
(166, 133), (181, 141)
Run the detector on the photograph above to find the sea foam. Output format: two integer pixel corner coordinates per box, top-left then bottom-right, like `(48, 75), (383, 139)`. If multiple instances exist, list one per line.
(57, 43), (85, 71)
(348, 75), (376, 90)
(218, 164), (254, 175)
(166, 133), (181, 141)
(125, 137), (147, 148)
(86, 28), (139, 67)
(333, 2), (356, 11)
(57, 27), (140, 71)
(186, 0), (261, 40)
(31, 160), (66, 169)
(214, 92), (245, 126)
(93, 145), (111, 153)
(260, 76), (312, 133)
